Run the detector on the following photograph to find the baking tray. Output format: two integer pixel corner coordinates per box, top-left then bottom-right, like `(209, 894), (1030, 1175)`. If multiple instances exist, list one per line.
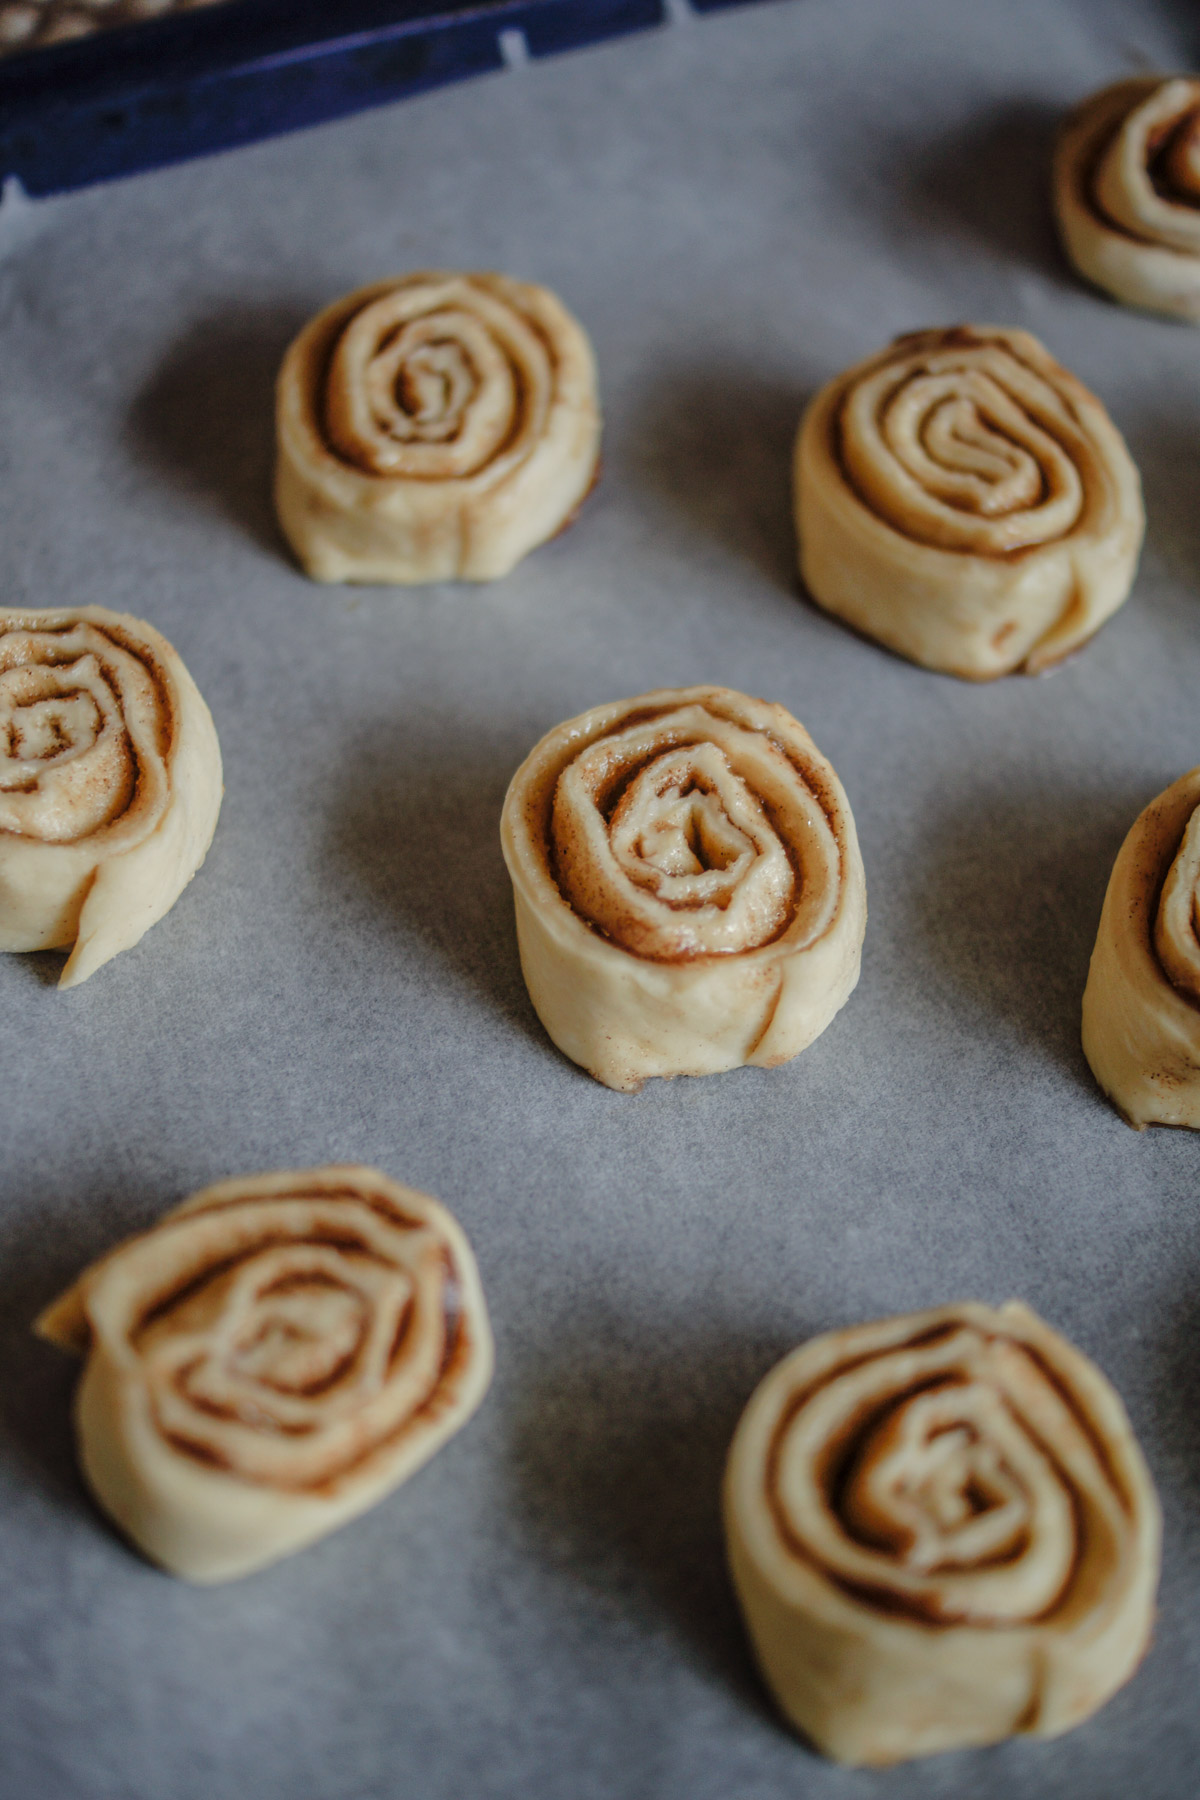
(0, 0), (755, 197)
(1, 1), (1199, 1797)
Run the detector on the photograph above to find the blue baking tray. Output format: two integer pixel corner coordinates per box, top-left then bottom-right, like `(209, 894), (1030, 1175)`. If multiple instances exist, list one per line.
(0, 0), (760, 197)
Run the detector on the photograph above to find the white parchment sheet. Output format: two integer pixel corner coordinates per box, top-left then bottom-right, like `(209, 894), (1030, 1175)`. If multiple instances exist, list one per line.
(1, 1), (1198, 1795)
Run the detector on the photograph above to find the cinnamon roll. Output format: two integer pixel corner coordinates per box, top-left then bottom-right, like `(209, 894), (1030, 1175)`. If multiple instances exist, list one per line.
(1082, 768), (1200, 1127)
(36, 1167), (493, 1583)
(0, 605), (222, 986)
(794, 326), (1144, 679)
(724, 1302), (1160, 1767)
(275, 272), (601, 584)
(499, 686), (866, 1091)
(1054, 78), (1200, 321)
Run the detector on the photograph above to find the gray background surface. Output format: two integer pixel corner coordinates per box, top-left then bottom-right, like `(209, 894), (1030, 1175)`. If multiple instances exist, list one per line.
(1, 0), (1199, 1793)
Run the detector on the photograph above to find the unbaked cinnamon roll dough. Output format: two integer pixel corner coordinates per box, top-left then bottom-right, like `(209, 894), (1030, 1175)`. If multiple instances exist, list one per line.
(724, 1302), (1160, 1767)
(1054, 78), (1200, 321)
(500, 686), (866, 1091)
(795, 326), (1144, 679)
(37, 1167), (494, 1583)
(275, 272), (601, 584)
(0, 606), (222, 986)
(1082, 768), (1200, 1128)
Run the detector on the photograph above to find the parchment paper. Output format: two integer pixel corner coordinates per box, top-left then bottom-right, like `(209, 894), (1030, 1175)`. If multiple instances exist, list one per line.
(1, 1), (1199, 1795)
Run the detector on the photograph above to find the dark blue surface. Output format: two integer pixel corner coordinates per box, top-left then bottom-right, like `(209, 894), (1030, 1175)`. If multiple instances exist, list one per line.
(0, 0), (685, 197)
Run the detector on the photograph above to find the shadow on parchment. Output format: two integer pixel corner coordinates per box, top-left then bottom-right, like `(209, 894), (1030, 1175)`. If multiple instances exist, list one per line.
(1154, 1282), (1200, 1507)
(896, 99), (1074, 290)
(4, 950), (67, 990)
(322, 719), (565, 1064)
(504, 1319), (803, 1726)
(1123, 413), (1200, 592)
(626, 364), (809, 594)
(0, 1179), (164, 1532)
(125, 303), (315, 560)
(899, 774), (1163, 1098)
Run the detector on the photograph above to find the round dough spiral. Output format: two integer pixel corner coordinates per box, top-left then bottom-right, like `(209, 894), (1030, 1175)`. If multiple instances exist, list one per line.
(36, 1167), (493, 1583)
(275, 272), (601, 584)
(0, 605), (222, 986)
(794, 326), (1144, 679)
(1054, 77), (1200, 322)
(1082, 768), (1200, 1128)
(724, 1302), (1160, 1767)
(500, 686), (866, 1091)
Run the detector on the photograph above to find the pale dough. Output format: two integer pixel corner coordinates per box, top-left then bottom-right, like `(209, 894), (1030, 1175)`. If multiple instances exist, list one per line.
(37, 1166), (494, 1583)
(275, 272), (601, 584)
(499, 686), (866, 1091)
(794, 326), (1144, 679)
(0, 605), (222, 986)
(1082, 768), (1200, 1128)
(724, 1301), (1160, 1766)
(1054, 77), (1200, 322)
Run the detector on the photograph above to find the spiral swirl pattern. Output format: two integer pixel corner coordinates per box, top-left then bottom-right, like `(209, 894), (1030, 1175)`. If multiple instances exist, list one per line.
(1082, 769), (1200, 1129)
(795, 326), (1143, 678)
(551, 706), (836, 960)
(0, 607), (222, 985)
(0, 617), (167, 845)
(275, 272), (601, 584)
(839, 334), (1090, 555)
(501, 687), (865, 1090)
(37, 1167), (493, 1582)
(1055, 78), (1200, 321)
(769, 1318), (1115, 1627)
(324, 282), (551, 481)
(1153, 805), (1200, 1002)
(725, 1302), (1159, 1766)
